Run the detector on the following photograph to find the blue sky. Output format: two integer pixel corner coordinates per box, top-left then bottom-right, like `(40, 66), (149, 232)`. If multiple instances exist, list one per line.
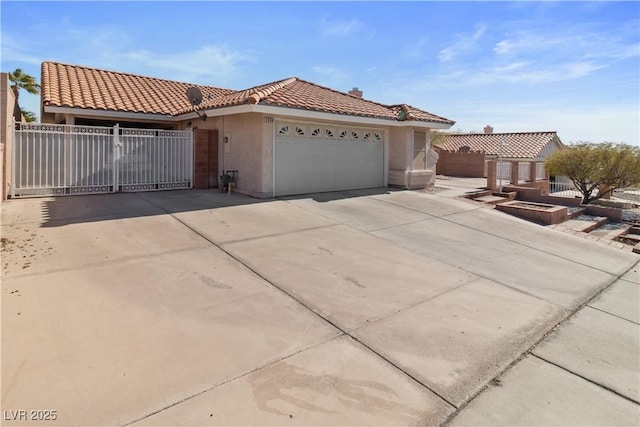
(2, 1), (639, 145)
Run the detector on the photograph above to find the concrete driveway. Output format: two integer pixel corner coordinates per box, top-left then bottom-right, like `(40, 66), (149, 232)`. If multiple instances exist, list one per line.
(1, 187), (638, 426)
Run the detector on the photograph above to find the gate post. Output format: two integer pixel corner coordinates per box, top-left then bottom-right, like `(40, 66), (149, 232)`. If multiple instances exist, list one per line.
(486, 159), (497, 191)
(10, 118), (16, 199)
(113, 124), (120, 193)
(510, 161), (519, 184)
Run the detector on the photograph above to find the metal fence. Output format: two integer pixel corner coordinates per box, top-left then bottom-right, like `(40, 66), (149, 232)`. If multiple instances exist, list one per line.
(549, 176), (581, 198)
(12, 123), (193, 198)
(613, 187), (640, 203)
(497, 161), (511, 180)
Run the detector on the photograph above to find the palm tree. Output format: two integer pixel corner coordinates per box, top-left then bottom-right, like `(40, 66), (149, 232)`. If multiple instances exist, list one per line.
(20, 109), (36, 122)
(8, 68), (40, 122)
(8, 68), (40, 101)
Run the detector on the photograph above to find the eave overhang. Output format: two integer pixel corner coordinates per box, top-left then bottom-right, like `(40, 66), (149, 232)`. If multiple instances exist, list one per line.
(45, 104), (455, 129)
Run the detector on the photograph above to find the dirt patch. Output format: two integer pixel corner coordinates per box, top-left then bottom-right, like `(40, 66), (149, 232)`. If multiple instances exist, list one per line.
(1, 228), (55, 275)
(416, 187), (448, 194)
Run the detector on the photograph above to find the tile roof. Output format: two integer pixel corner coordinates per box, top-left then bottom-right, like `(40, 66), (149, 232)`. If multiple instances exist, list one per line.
(41, 61), (454, 125)
(41, 62), (234, 116)
(436, 131), (562, 159)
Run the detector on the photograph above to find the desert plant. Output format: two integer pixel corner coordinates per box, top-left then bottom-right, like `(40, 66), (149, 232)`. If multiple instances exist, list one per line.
(544, 142), (640, 204)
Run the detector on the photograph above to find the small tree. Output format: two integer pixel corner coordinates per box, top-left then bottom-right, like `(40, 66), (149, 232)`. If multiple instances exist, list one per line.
(429, 130), (447, 147)
(545, 142), (640, 204)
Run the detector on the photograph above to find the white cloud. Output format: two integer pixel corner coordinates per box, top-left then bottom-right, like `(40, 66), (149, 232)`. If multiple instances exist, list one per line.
(494, 26), (640, 62)
(1, 34), (43, 66)
(119, 45), (253, 84)
(438, 24), (487, 62)
(2, 25), (252, 86)
(403, 37), (430, 59)
(469, 61), (607, 85)
(319, 17), (365, 37)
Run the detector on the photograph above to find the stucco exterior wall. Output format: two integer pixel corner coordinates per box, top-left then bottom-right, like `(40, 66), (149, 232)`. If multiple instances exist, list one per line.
(1, 73), (17, 200)
(261, 116), (274, 195)
(387, 126), (437, 189)
(216, 113), (269, 198)
(31, 103), (447, 197)
(536, 140), (561, 160)
(388, 127), (411, 171)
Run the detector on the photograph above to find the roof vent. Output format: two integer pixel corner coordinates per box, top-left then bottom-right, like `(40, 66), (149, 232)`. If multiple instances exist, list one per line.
(348, 87), (363, 98)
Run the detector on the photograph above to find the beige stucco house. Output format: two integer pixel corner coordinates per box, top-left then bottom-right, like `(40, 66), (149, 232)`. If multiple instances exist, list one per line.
(39, 61), (454, 198)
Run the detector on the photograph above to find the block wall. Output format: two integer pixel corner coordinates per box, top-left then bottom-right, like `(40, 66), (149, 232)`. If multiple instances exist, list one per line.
(435, 149), (486, 177)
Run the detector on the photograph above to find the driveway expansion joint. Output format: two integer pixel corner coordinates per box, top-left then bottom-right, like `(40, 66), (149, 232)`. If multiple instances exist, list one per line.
(121, 333), (346, 426)
(441, 205), (639, 277)
(217, 223), (340, 246)
(146, 195), (461, 416)
(442, 266), (639, 425)
(529, 353), (640, 405)
(348, 276), (482, 333)
(587, 304), (640, 325)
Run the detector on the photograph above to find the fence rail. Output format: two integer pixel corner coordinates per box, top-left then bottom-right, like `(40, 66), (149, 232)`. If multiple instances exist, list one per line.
(12, 123), (193, 198)
(497, 161), (511, 180)
(549, 176), (581, 198)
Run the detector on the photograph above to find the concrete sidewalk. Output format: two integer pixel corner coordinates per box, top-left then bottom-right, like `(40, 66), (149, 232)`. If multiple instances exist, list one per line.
(1, 187), (638, 426)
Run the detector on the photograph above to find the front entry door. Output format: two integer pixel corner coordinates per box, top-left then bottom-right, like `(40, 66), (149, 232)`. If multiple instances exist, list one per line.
(194, 129), (219, 189)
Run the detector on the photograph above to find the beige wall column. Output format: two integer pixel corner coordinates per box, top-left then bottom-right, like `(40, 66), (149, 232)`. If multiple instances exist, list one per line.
(1, 73), (16, 200)
(487, 160), (497, 190)
(219, 113), (268, 198)
(388, 127), (411, 188)
(510, 161), (519, 184)
(261, 116), (274, 196)
(406, 128), (414, 171)
(529, 161), (537, 182)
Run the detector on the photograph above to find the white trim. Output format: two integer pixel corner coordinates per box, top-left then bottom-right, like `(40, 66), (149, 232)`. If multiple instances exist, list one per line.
(44, 106), (175, 121)
(46, 103), (454, 130)
(196, 104), (256, 118)
(251, 105), (452, 129)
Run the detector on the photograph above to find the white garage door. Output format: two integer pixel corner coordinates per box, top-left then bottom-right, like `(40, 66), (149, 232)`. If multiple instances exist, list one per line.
(274, 122), (384, 196)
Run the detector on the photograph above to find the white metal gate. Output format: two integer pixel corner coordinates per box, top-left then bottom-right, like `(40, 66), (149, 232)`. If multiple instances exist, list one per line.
(11, 123), (193, 198)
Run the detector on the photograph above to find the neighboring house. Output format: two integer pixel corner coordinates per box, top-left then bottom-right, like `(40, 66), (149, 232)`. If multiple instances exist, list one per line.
(39, 61), (455, 198)
(434, 125), (563, 177)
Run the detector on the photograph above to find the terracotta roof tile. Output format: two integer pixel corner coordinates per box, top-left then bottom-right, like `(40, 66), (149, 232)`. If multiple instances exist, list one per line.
(436, 131), (562, 159)
(41, 61), (455, 125)
(41, 62), (233, 116)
